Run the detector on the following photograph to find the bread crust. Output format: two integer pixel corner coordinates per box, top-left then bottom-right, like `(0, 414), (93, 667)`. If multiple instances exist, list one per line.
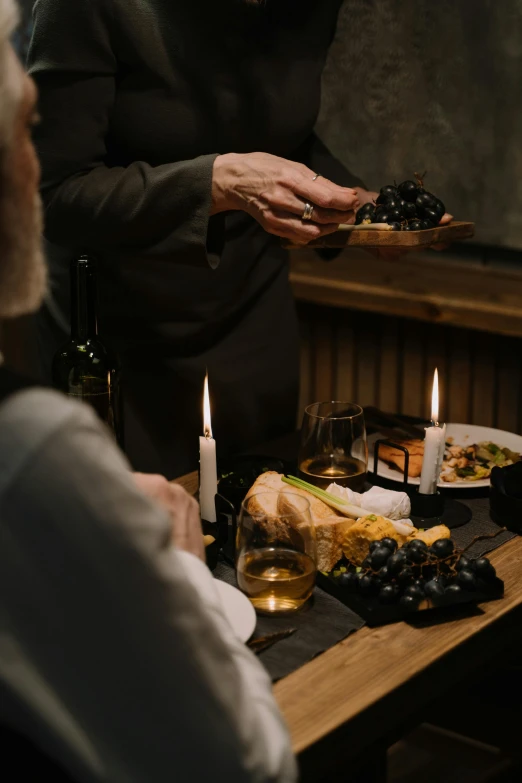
(244, 472), (353, 571)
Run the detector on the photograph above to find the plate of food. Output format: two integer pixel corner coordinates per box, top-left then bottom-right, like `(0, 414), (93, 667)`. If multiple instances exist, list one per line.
(316, 513), (503, 627)
(368, 423), (522, 489)
(244, 472), (503, 626)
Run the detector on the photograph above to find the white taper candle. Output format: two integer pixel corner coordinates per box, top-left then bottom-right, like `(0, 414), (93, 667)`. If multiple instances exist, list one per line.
(419, 368), (446, 495)
(199, 374), (217, 522)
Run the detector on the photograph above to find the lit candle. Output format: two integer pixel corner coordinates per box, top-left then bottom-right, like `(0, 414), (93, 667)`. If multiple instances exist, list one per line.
(199, 373), (218, 522)
(419, 368), (447, 495)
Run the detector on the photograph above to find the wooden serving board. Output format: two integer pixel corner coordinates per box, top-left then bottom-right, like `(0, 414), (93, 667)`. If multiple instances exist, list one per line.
(285, 220), (474, 249)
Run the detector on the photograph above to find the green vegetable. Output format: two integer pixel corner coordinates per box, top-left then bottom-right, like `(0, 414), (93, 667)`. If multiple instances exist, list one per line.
(355, 566), (362, 573)
(340, 566), (347, 573)
(368, 514), (378, 522)
(456, 467), (476, 478)
(281, 475), (349, 506)
(487, 442), (500, 456)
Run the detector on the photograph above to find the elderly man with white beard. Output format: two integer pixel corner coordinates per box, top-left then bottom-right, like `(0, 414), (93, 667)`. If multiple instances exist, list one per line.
(0, 3), (296, 781)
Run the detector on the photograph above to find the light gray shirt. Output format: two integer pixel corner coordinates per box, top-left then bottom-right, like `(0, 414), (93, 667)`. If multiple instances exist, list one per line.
(0, 388), (296, 783)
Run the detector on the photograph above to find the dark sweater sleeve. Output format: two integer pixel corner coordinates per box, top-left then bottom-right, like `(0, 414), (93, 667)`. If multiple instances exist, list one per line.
(28, 0), (222, 266)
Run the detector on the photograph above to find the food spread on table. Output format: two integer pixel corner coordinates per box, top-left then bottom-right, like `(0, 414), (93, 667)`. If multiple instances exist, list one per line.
(330, 527), (498, 614)
(243, 472), (502, 621)
(205, 367), (505, 626)
(378, 437), (522, 483)
(441, 439), (521, 483)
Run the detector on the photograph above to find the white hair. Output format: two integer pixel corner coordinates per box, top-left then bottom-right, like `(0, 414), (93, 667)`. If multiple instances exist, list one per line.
(0, 0), (21, 153)
(0, 0), (47, 319)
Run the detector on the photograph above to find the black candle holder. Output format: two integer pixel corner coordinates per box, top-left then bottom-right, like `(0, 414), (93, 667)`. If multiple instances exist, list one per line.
(201, 493), (237, 571)
(372, 439), (472, 530)
(410, 487), (445, 519)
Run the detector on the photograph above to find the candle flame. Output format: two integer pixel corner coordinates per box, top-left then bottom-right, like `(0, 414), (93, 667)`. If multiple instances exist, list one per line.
(431, 368), (439, 425)
(203, 373), (212, 438)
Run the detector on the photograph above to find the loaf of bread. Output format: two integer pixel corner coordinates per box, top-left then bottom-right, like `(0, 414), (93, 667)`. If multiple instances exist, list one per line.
(244, 472), (452, 572)
(245, 471), (355, 572)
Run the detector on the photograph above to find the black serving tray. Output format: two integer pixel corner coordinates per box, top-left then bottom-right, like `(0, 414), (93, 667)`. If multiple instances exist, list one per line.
(316, 571), (504, 627)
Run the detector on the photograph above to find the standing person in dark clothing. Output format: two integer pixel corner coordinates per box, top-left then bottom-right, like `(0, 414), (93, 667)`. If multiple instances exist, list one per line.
(28, 0), (373, 477)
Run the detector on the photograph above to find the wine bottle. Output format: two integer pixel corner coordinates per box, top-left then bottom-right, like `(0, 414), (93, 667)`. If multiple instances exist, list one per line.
(52, 255), (124, 448)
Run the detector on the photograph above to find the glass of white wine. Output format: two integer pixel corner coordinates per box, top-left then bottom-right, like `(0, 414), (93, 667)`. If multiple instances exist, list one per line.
(236, 492), (316, 614)
(299, 401), (368, 491)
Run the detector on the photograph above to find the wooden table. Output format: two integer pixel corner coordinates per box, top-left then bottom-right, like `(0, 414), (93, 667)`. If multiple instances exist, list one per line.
(175, 471), (522, 781)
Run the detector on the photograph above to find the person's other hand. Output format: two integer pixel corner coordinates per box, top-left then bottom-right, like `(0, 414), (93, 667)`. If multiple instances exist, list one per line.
(133, 473), (205, 561)
(430, 212), (454, 251)
(212, 152), (360, 244)
(353, 187), (378, 208)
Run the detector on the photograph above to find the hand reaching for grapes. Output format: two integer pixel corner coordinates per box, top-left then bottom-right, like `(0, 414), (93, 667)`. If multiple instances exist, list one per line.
(211, 152), (360, 244)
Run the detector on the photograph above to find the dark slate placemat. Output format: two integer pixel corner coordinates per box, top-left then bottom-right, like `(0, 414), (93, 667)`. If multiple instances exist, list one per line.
(451, 496), (514, 556)
(214, 495), (514, 682)
(214, 561), (364, 682)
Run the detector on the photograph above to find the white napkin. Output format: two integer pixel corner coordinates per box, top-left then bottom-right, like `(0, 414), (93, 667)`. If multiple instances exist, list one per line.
(327, 483), (411, 521)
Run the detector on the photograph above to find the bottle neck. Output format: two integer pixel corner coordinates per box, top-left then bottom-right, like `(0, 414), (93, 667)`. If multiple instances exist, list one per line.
(70, 256), (98, 341)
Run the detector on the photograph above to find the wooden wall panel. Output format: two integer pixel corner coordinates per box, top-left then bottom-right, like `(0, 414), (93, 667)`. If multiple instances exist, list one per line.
(399, 322), (425, 419)
(311, 319), (335, 402)
(470, 332), (497, 428)
(378, 317), (400, 416)
(297, 302), (522, 435)
(446, 330), (472, 425)
(495, 337), (522, 434)
(354, 318), (379, 410)
(334, 319), (356, 403)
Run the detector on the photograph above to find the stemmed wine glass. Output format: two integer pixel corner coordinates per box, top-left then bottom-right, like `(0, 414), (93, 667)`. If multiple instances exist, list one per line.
(299, 401), (368, 491)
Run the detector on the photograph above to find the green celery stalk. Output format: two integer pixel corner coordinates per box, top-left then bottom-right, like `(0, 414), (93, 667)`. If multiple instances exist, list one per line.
(282, 475), (348, 505)
(281, 475), (370, 519)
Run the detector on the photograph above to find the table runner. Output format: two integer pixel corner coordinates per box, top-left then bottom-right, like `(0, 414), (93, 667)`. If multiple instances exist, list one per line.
(215, 495), (514, 682)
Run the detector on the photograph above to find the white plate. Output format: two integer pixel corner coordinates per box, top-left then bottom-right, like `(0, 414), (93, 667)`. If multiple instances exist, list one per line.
(369, 423), (522, 490)
(214, 580), (256, 643)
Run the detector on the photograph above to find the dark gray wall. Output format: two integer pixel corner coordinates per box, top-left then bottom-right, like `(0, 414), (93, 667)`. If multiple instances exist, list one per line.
(317, 0), (522, 249)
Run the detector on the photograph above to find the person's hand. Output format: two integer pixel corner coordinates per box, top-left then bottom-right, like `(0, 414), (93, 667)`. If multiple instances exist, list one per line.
(133, 473), (205, 561)
(353, 187), (378, 208)
(431, 212), (454, 251)
(211, 152), (360, 244)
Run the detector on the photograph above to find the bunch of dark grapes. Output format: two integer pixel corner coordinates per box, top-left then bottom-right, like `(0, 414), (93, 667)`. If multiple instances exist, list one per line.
(335, 537), (497, 611)
(355, 172), (446, 232)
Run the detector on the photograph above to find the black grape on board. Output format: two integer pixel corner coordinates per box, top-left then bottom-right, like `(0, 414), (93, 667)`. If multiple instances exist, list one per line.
(366, 172), (449, 231)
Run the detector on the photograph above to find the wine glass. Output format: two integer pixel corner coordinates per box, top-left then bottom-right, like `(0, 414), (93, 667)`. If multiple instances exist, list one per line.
(299, 401), (368, 491)
(236, 492), (316, 614)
